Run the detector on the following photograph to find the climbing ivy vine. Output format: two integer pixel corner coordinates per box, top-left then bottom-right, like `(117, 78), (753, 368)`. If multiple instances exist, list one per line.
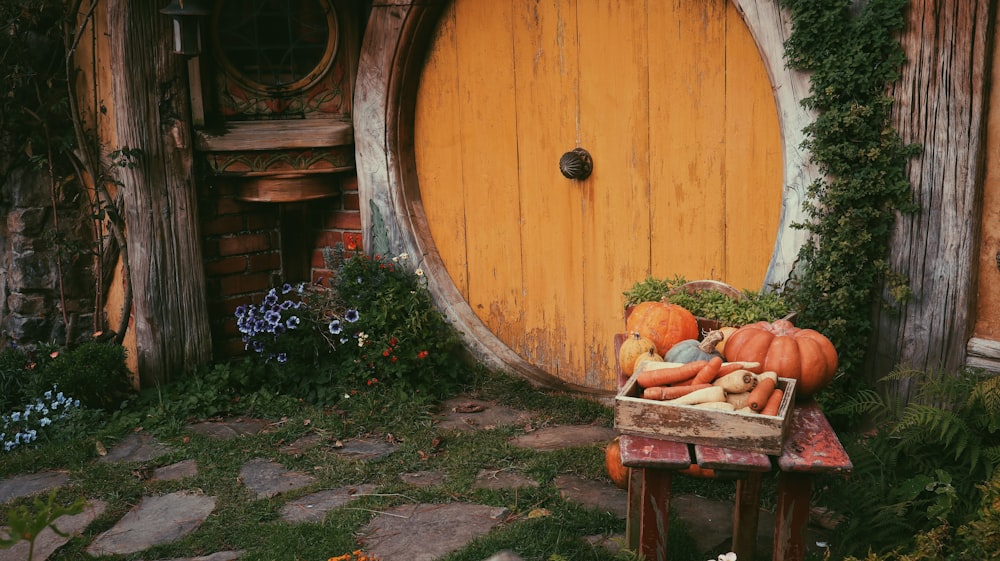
(781, 0), (919, 408)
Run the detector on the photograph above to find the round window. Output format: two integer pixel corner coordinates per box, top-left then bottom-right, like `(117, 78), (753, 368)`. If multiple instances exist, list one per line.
(212, 0), (339, 94)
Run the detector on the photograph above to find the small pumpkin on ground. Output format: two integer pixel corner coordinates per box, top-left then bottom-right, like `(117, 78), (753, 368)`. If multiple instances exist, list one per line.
(664, 330), (725, 363)
(625, 300), (699, 357)
(618, 332), (657, 375)
(722, 319), (838, 397)
(605, 437), (629, 489)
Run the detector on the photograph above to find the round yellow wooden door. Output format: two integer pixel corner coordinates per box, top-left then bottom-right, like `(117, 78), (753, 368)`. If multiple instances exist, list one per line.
(414, 0), (782, 391)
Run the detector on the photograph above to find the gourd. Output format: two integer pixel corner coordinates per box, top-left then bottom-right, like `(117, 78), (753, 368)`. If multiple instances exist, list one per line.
(664, 330), (725, 363)
(618, 332), (657, 375)
(632, 349), (665, 373)
(605, 437), (629, 489)
(714, 326), (739, 355)
(625, 300), (699, 356)
(722, 319), (838, 397)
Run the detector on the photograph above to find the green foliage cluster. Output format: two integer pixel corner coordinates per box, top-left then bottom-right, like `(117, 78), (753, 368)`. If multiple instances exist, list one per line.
(780, 0), (920, 401)
(819, 368), (1000, 557)
(622, 276), (791, 326)
(236, 246), (468, 405)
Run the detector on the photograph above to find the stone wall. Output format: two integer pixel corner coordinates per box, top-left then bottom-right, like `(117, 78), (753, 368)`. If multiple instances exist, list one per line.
(1, 165), (96, 347)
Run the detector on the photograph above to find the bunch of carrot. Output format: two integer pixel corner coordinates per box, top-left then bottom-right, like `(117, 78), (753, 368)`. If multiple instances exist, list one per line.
(634, 358), (785, 416)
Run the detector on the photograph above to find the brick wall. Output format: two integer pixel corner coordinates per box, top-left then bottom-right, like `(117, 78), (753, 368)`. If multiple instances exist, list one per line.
(200, 172), (363, 360)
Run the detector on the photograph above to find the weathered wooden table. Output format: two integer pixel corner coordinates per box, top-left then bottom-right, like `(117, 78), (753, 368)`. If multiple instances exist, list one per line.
(618, 400), (852, 561)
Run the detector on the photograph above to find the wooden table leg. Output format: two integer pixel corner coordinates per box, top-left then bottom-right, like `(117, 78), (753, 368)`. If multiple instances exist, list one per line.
(638, 468), (672, 561)
(626, 467), (643, 551)
(774, 472), (812, 561)
(733, 472), (763, 561)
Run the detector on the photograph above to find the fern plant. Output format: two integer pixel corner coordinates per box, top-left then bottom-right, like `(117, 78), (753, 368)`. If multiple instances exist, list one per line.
(818, 368), (1000, 556)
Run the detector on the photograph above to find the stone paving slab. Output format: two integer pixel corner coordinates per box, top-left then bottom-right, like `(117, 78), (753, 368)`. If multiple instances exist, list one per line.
(86, 492), (216, 557)
(361, 502), (510, 561)
(0, 499), (106, 561)
(472, 469), (539, 491)
(239, 458), (316, 499)
(147, 551), (244, 561)
(279, 484), (378, 523)
(98, 433), (170, 464)
(150, 460), (198, 482)
(0, 471), (69, 504)
(279, 433), (327, 456)
(553, 474), (628, 518)
(399, 470), (449, 488)
(333, 438), (396, 461)
(510, 425), (617, 451)
(433, 398), (534, 432)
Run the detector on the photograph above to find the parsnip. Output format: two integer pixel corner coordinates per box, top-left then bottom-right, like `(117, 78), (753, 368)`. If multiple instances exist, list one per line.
(668, 385), (725, 405)
(713, 370), (755, 393)
(725, 391), (751, 410)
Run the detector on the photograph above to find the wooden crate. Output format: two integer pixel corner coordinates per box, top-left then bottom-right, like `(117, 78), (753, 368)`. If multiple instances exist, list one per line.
(614, 373), (796, 455)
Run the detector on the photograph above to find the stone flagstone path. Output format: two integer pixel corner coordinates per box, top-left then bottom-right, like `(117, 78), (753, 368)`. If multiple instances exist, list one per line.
(0, 395), (824, 561)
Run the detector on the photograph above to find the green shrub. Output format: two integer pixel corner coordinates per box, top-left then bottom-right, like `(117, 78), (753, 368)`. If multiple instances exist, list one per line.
(38, 341), (134, 410)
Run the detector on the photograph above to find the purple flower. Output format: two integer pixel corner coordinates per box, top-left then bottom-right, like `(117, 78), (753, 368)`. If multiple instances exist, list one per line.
(345, 309), (360, 323)
(329, 320), (343, 335)
(286, 316), (301, 329)
(276, 353), (288, 363)
(281, 283), (293, 294)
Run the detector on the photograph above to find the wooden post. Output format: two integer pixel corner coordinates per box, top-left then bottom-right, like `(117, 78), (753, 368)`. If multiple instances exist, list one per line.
(108, 1), (212, 386)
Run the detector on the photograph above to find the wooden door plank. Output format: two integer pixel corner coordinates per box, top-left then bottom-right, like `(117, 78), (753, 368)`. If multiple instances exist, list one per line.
(415, 2), (469, 298)
(512, 0), (585, 381)
(577, 0), (650, 388)
(453, 0), (526, 350)
(974, 3), (1000, 343)
(647, 0), (727, 282)
(723, 3), (783, 290)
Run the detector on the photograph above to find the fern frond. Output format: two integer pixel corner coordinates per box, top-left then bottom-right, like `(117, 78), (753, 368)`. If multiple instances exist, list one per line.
(832, 388), (892, 419)
(895, 404), (971, 461)
(971, 372), (1000, 423)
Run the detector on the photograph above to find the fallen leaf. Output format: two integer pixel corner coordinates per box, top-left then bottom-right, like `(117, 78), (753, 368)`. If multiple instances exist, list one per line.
(95, 441), (107, 456)
(528, 508), (551, 519)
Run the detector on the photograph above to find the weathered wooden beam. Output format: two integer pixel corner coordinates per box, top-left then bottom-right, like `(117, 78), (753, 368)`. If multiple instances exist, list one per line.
(872, 0), (994, 396)
(108, 1), (212, 386)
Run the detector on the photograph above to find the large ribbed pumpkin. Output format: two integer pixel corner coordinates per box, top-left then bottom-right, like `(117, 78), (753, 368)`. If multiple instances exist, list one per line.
(625, 301), (699, 357)
(722, 319), (838, 397)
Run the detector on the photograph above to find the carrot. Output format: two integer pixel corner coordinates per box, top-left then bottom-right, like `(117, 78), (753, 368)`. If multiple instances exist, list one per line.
(642, 383), (712, 401)
(760, 388), (785, 416)
(691, 356), (723, 385)
(748, 374), (777, 411)
(636, 360), (707, 388)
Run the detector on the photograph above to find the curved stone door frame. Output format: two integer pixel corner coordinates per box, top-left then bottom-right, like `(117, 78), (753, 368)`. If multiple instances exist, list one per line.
(354, 0), (818, 391)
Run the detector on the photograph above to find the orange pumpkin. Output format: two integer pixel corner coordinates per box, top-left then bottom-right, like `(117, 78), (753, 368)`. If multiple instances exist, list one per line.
(625, 300), (699, 357)
(722, 319), (838, 397)
(605, 437), (629, 489)
(618, 332), (657, 375)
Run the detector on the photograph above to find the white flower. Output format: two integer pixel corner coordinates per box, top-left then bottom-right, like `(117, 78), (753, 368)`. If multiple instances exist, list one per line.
(415, 268), (424, 277)
(399, 252), (408, 260)
(716, 553), (737, 561)
(343, 393), (351, 399)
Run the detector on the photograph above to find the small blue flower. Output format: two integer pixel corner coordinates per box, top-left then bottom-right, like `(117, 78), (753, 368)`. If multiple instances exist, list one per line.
(356, 276), (364, 284)
(286, 316), (301, 329)
(280, 300), (293, 310)
(252, 340), (265, 353)
(264, 310), (281, 325)
(281, 283), (293, 294)
(10, 412), (19, 422)
(39, 417), (51, 427)
(276, 353), (288, 363)
(235, 304), (248, 317)
(345, 309), (360, 323)
(329, 320), (343, 335)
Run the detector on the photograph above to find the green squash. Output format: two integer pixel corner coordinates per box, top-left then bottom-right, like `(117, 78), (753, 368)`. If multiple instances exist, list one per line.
(664, 330), (725, 363)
